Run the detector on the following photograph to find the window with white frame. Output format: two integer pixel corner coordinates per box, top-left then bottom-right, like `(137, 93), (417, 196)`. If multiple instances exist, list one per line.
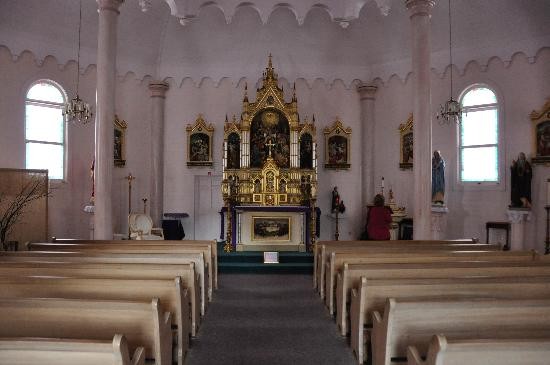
(25, 80), (66, 180)
(459, 86), (499, 183)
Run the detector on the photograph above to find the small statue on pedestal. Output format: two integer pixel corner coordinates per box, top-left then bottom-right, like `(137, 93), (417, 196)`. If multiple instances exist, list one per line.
(331, 186), (345, 213)
(510, 152), (532, 208)
(432, 150), (445, 205)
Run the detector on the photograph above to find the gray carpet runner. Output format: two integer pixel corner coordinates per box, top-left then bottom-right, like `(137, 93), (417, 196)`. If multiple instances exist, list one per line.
(185, 273), (356, 365)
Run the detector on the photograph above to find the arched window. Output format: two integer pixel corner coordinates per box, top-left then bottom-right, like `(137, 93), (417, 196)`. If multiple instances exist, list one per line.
(25, 80), (66, 180)
(459, 86), (499, 183)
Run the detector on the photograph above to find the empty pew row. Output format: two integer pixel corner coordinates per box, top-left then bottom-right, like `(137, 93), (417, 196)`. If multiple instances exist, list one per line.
(312, 239), (480, 289)
(315, 240), (496, 297)
(0, 261), (201, 337)
(0, 250), (210, 315)
(0, 275), (190, 365)
(407, 335), (550, 365)
(0, 297), (172, 365)
(336, 261), (550, 336)
(0, 335), (145, 365)
(325, 250), (537, 315)
(350, 276), (550, 364)
(372, 298), (550, 365)
(30, 239), (218, 292)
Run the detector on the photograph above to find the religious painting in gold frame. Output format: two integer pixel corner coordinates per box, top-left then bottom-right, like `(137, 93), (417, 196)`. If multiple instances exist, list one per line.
(252, 216), (291, 242)
(114, 114), (127, 167)
(324, 118), (351, 169)
(186, 114), (214, 167)
(531, 99), (550, 164)
(399, 114), (413, 170)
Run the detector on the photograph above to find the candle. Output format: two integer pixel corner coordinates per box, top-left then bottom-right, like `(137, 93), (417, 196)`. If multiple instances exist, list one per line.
(547, 178), (550, 206)
(381, 177), (385, 188)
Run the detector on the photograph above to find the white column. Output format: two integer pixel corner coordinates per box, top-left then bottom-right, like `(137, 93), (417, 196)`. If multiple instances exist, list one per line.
(507, 209), (532, 251)
(94, 0), (124, 239)
(357, 84), (377, 224)
(149, 81), (169, 227)
(406, 0), (435, 239)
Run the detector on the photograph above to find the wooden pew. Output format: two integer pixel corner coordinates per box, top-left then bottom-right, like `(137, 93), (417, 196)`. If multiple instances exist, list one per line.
(30, 240), (218, 292)
(0, 261), (201, 337)
(336, 261), (550, 336)
(0, 335), (145, 365)
(350, 276), (550, 364)
(372, 298), (550, 365)
(313, 239), (479, 289)
(48, 239), (219, 289)
(325, 250), (538, 314)
(0, 297), (173, 365)
(0, 275), (190, 365)
(408, 335), (550, 365)
(315, 240), (495, 297)
(0, 250), (210, 314)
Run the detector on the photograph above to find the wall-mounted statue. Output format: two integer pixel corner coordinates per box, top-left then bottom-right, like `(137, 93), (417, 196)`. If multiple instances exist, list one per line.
(432, 150), (445, 205)
(510, 152), (532, 208)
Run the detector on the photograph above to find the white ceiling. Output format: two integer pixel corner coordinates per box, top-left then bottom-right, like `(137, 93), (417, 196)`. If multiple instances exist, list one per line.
(1, 0), (549, 85)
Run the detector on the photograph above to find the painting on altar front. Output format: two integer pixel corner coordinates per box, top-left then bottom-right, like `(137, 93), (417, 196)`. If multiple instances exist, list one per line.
(252, 216), (291, 241)
(250, 109), (290, 168)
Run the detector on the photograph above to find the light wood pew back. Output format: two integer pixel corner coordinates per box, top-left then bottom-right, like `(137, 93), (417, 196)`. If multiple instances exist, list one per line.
(0, 335), (145, 365)
(1, 250), (209, 315)
(0, 261), (201, 337)
(407, 335), (550, 365)
(313, 239), (479, 288)
(350, 276), (550, 364)
(48, 239), (218, 289)
(0, 297), (172, 365)
(336, 261), (550, 336)
(315, 240), (495, 296)
(29, 240), (217, 292)
(325, 250), (537, 314)
(0, 275), (190, 365)
(372, 298), (550, 365)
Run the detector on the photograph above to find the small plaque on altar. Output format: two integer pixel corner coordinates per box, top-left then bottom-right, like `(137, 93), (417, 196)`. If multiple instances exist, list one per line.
(263, 252), (279, 264)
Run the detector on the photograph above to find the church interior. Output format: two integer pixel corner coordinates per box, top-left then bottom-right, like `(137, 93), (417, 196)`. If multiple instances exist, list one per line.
(1, 0), (550, 364)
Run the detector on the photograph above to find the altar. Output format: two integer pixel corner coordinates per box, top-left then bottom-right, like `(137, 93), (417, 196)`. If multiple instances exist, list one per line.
(221, 56), (318, 252)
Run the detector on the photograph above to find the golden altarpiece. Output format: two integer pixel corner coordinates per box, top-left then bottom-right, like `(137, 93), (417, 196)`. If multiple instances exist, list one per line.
(221, 57), (318, 252)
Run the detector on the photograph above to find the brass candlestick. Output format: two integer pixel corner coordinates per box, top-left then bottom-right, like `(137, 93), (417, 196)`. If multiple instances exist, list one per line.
(125, 173), (136, 238)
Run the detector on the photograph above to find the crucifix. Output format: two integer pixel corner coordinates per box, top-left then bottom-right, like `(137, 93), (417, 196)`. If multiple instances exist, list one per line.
(266, 138), (275, 158)
(125, 173), (136, 238)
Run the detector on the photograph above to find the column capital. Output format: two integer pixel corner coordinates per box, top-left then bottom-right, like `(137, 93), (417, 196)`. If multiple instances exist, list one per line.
(149, 81), (170, 98)
(405, 0), (435, 17)
(357, 83), (378, 100)
(97, 0), (124, 13)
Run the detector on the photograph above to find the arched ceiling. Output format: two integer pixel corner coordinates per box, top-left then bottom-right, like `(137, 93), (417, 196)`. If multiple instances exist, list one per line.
(1, 0), (548, 85)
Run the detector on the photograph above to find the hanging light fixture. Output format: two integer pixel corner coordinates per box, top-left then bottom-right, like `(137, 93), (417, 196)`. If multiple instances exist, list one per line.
(437, 0), (462, 125)
(63, 0), (93, 125)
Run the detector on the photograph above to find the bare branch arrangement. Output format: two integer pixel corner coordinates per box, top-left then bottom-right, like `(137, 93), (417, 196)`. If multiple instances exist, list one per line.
(0, 177), (49, 245)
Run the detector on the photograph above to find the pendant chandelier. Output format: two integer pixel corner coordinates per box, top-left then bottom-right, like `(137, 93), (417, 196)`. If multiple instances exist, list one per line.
(436, 0), (462, 125)
(63, 0), (93, 125)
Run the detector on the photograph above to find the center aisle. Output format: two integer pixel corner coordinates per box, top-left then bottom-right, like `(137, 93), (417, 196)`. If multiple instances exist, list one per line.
(185, 274), (356, 365)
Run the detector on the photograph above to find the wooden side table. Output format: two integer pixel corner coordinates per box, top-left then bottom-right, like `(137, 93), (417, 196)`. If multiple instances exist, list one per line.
(486, 221), (511, 250)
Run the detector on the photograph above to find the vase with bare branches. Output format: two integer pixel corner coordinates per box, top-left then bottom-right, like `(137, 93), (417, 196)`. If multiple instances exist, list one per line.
(0, 177), (49, 249)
